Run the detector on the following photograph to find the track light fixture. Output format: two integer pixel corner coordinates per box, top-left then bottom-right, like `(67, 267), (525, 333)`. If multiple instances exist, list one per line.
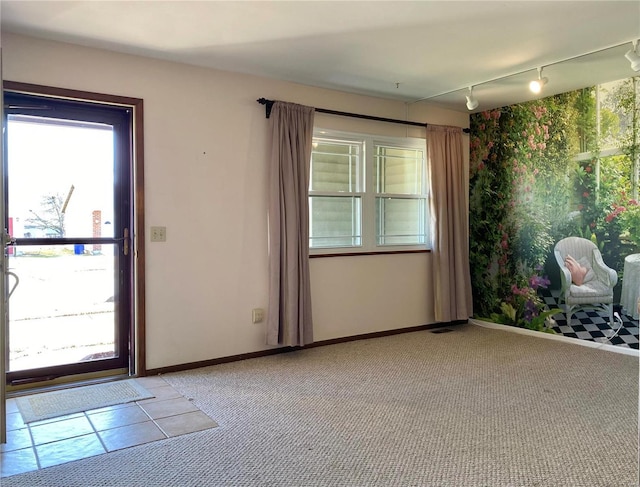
(465, 86), (479, 110)
(410, 38), (640, 109)
(529, 67), (548, 94)
(625, 40), (640, 71)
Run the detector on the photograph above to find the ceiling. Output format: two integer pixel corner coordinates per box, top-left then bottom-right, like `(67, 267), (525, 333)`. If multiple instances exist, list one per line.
(2, 1), (640, 113)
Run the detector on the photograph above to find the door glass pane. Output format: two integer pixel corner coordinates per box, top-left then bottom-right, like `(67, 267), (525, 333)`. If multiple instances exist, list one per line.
(7, 115), (115, 240)
(7, 244), (117, 372)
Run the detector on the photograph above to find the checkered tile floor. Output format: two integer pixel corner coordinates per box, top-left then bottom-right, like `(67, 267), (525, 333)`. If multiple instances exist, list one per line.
(541, 288), (639, 350)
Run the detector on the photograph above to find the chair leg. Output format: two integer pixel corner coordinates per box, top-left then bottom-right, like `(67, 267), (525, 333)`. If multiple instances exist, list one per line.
(605, 304), (614, 328)
(565, 305), (574, 326)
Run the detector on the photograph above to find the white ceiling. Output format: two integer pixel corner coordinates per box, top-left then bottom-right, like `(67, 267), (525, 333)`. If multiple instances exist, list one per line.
(2, 1), (640, 113)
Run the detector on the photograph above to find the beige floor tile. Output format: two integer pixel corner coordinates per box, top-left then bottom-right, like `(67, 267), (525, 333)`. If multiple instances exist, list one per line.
(88, 404), (150, 431)
(29, 412), (84, 427)
(138, 397), (199, 420)
(6, 411), (26, 432)
(86, 401), (134, 415)
(155, 411), (218, 437)
(31, 415), (94, 446)
(134, 376), (168, 388)
(137, 385), (183, 403)
(36, 433), (105, 469)
(1, 447), (38, 478)
(6, 398), (19, 414)
(98, 421), (166, 452)
(2, 380), (215, 478)
(0, 428), (32, 453)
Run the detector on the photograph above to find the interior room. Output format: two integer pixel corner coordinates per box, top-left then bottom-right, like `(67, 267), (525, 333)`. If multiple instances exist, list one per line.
(0, 2), (638, 486)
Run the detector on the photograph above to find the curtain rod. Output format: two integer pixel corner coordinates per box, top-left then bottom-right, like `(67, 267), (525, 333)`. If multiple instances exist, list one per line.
(256, 98), (470, 134)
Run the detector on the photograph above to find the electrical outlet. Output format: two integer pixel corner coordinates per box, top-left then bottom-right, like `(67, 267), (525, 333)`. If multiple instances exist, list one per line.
(252, 308), (265, 323)
(150, 226), (166, 242)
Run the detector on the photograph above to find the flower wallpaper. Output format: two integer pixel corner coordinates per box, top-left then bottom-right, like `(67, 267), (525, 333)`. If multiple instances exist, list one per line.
(468, 79), (639, 330)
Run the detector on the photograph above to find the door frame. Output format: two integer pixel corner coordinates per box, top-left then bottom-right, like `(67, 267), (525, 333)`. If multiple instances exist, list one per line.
(3, 81), (146, 386)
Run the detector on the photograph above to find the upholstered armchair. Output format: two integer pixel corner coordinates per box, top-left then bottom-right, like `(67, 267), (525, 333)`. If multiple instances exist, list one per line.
(554, 237), (618, 326)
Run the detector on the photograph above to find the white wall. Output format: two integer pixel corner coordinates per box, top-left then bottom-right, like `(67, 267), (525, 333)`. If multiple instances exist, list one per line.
(1, 33), (469, 370)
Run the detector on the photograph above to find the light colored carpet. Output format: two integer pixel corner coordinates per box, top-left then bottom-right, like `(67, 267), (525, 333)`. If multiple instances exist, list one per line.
(16, 379), (154, 423)
(4, 323), (639, 486)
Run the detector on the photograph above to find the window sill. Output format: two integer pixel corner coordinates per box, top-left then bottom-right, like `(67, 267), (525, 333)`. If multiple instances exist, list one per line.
(309, 249), (431, 258)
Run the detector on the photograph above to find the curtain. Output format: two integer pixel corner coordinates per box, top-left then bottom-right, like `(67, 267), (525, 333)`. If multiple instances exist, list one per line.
(427, 125), (473, 322)
(266, 101), (315, 346)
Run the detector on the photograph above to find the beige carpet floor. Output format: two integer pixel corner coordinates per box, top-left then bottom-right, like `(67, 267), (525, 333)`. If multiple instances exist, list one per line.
(3, 323), (638, 486)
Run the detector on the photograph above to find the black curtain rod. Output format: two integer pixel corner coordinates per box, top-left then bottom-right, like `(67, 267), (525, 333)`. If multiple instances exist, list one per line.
(256, 98), (470, 134)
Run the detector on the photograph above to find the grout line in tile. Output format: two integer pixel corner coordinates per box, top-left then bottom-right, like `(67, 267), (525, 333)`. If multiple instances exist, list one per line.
(85, 411), (110, 453)
(26, 424), (41, 470)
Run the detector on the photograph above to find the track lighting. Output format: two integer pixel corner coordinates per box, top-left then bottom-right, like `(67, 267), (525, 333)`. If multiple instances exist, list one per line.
(625, 40), (640, 71)
(529, 67), (548, 94)
(465, 86), (479, 110)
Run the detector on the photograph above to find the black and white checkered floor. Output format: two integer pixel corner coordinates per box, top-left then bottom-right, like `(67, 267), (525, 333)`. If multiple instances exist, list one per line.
(541, 288), (639, 350)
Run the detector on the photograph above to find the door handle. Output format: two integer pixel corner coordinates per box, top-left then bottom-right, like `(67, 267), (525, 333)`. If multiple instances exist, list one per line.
(6, 271), (18, 300)
(123, 228), (130, 256)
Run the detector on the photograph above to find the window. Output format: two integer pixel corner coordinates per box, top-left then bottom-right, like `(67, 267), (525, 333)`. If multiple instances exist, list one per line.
(309, 130), (429, 253)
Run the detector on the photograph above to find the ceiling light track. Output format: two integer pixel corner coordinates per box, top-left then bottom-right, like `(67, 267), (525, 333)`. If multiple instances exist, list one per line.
(410, 38), (640, 106)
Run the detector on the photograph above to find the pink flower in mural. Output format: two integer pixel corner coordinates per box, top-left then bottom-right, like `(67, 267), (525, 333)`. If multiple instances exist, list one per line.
(583, 192), (590, 198)
(585, 166), (592, 173)
(605, 206), (627, 222)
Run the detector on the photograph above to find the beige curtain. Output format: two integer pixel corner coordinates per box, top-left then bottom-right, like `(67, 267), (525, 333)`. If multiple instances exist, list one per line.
(266, 101), (315, 346)
(427, 125), (473, 322)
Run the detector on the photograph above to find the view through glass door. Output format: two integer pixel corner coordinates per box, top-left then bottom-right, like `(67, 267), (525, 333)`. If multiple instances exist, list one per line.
(4, 90), (134, 387)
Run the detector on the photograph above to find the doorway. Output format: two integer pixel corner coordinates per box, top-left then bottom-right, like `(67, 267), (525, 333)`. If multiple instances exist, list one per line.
(3, 82), (145, 389)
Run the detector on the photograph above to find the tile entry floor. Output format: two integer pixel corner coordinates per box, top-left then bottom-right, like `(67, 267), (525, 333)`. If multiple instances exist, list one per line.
(1, 376), (218, 478)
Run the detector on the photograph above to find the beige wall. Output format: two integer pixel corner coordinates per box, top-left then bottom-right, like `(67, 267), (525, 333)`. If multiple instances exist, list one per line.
(1, 33), (469, 370)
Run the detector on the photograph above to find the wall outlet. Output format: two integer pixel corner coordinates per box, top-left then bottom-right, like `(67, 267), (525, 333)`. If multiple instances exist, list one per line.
(252, 308), (265, 323)
(150, 226), (166, 242)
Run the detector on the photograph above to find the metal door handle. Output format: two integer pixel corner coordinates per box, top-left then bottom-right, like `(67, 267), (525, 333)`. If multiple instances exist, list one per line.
(6, 271), (18, 299)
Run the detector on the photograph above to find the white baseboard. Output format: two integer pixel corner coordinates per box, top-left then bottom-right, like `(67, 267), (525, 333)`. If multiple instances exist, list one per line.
(469, 318), (639, 358)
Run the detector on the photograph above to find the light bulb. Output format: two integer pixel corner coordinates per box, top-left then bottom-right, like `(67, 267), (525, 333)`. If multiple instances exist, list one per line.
(529, 77), (548, 94)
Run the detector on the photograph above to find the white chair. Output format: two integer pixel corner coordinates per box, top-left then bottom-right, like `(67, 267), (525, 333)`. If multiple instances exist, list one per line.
(554, 237), (618, 326)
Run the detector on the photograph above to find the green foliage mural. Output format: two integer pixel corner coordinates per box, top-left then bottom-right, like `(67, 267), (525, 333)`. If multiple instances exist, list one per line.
(469, 77), (639, 330)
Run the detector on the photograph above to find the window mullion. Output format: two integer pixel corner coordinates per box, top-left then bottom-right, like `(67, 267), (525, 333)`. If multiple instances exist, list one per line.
(362, 138), (375, 251)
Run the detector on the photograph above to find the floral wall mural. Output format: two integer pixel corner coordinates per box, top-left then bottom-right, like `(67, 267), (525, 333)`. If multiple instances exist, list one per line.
(469, 77), (639, 330)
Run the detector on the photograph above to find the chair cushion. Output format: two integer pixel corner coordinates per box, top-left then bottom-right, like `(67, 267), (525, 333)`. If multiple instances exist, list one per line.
(569, 279), (612, 298)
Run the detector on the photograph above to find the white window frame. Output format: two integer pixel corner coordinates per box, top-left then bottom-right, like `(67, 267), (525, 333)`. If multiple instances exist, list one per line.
(309, 128), (430, 255)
